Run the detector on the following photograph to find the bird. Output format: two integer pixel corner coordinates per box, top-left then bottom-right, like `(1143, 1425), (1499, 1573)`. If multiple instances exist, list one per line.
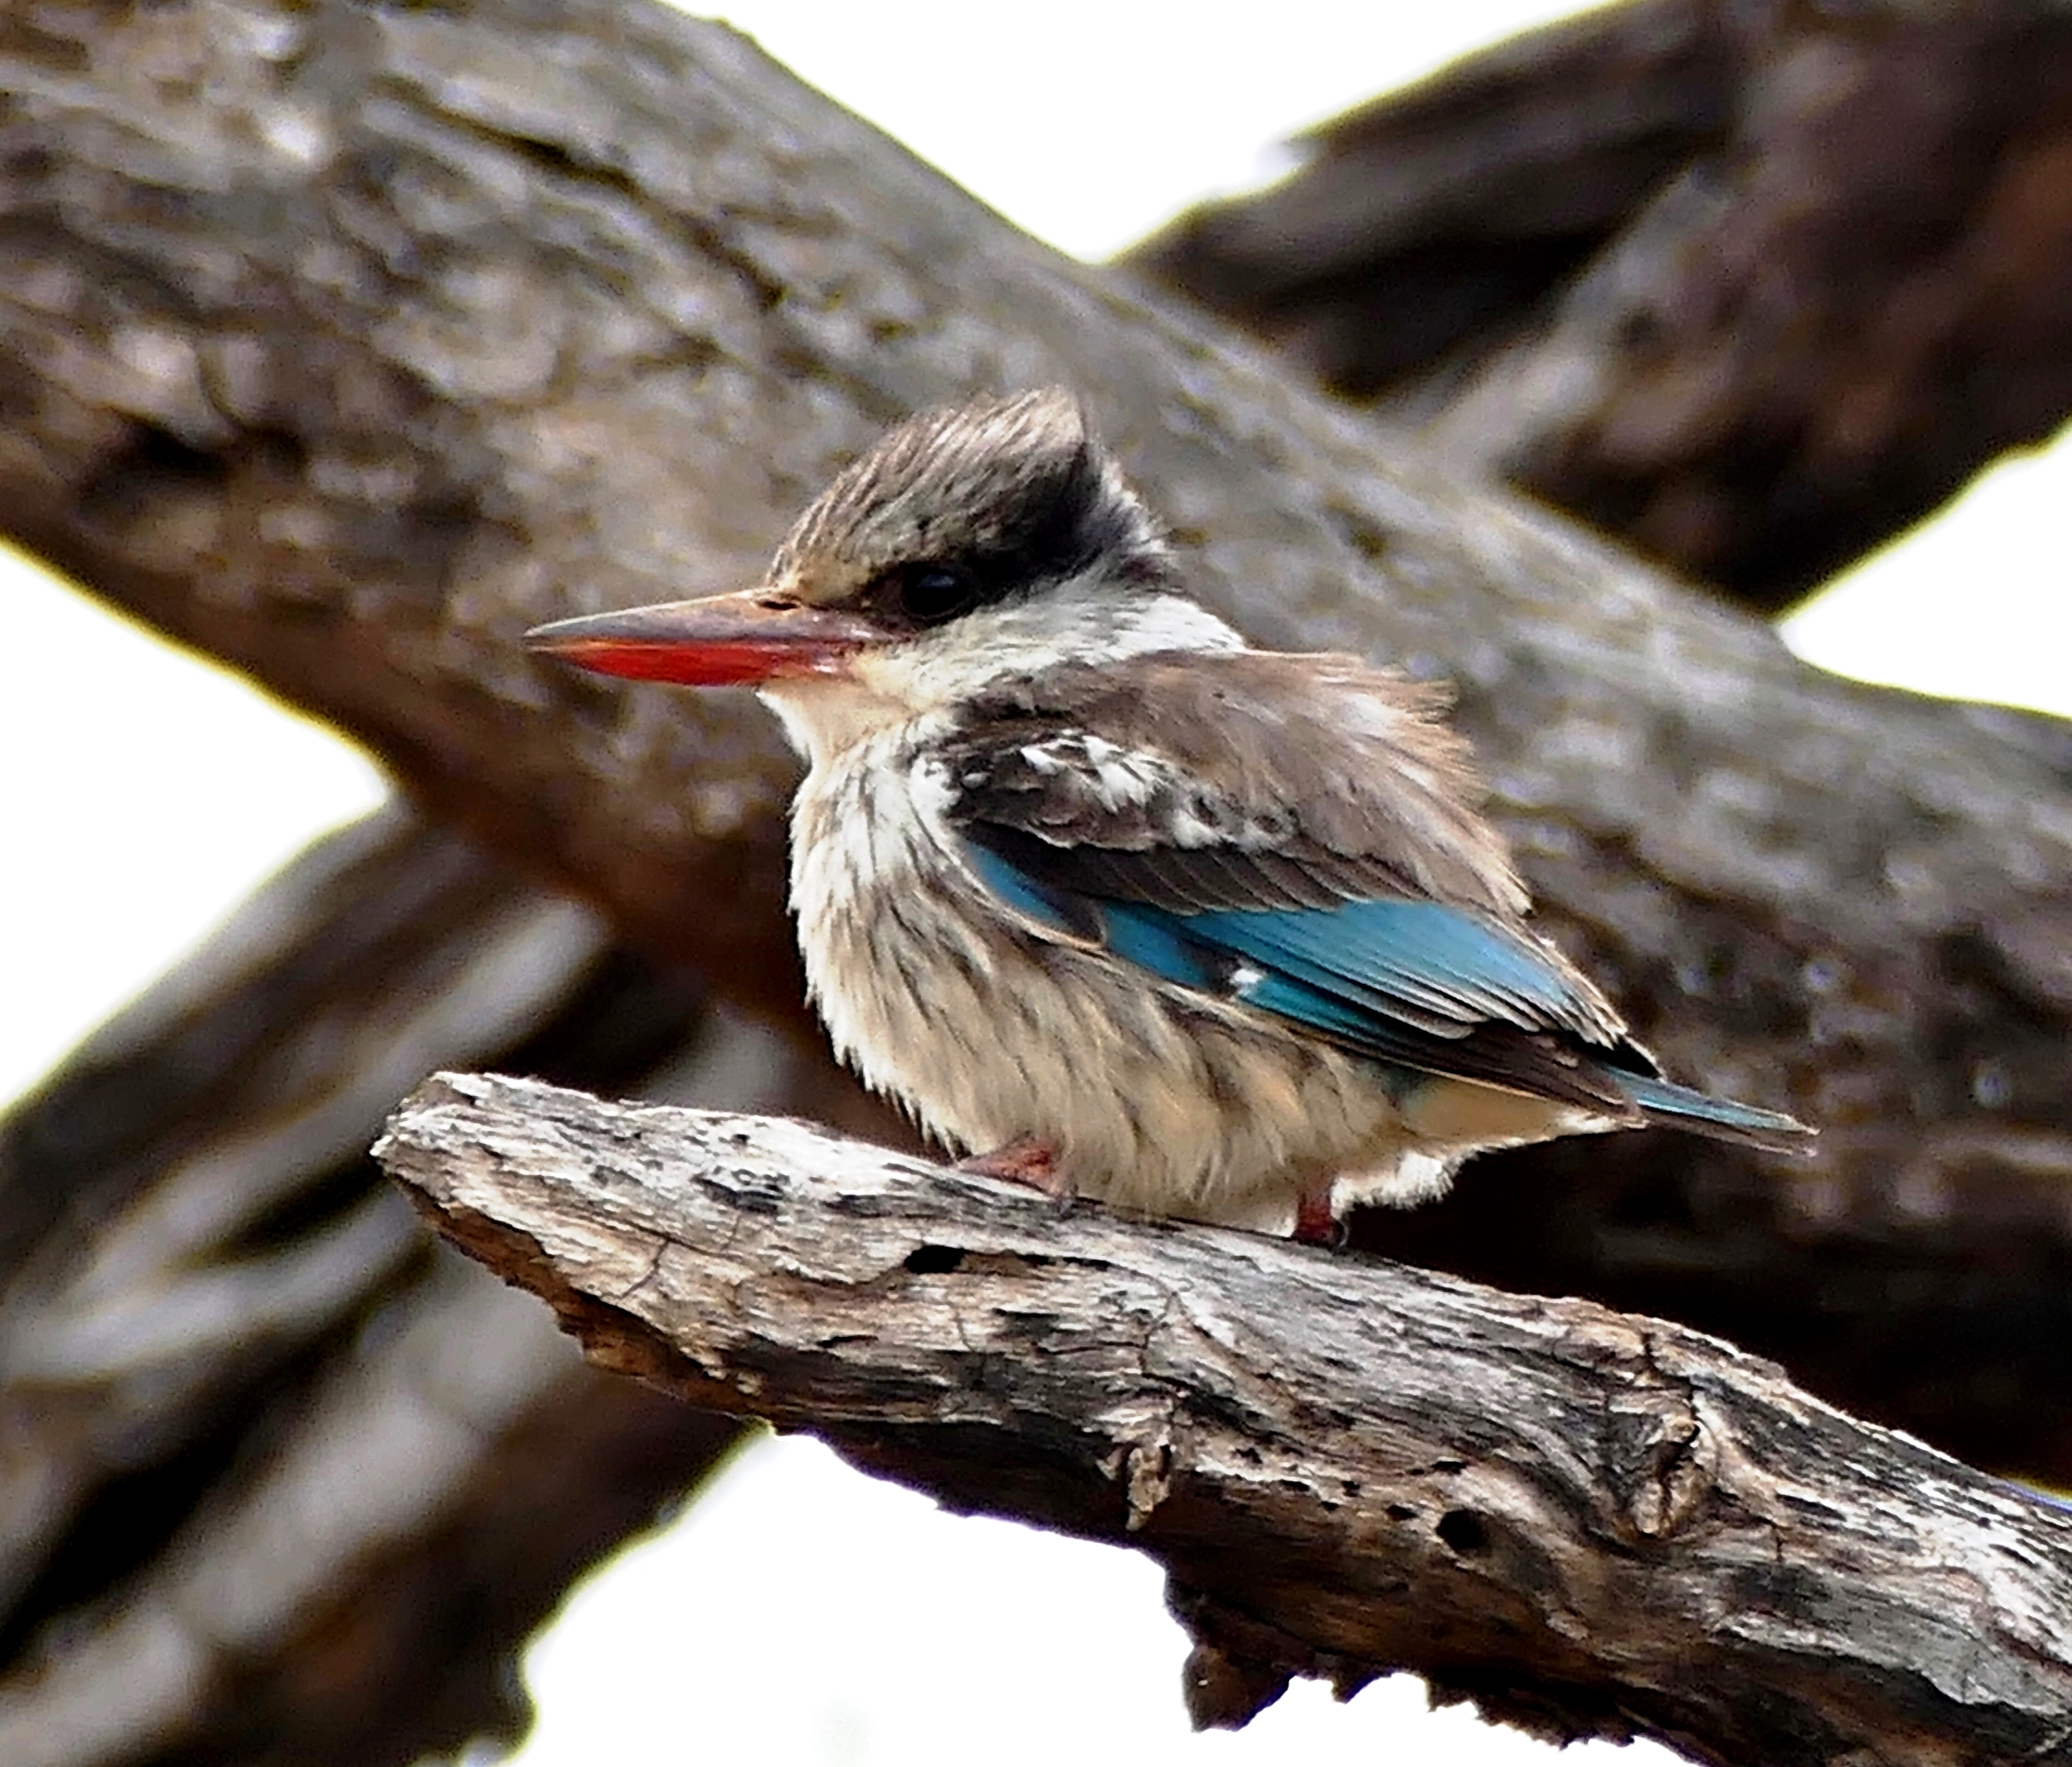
(526, 389), (1811, 1240)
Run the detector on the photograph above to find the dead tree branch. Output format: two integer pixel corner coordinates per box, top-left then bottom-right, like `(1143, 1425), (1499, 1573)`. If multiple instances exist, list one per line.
(0, 810), (766, 1767)
(379, 1070), (2072, 1767)
(1130, 0), (2072, 608)
(4, 6), (2072, 1477)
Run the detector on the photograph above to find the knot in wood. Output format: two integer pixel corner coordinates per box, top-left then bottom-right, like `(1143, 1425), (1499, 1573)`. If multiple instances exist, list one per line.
(1170, 1584), (1306, 1732)
(1603, 1384), (1715, 1542)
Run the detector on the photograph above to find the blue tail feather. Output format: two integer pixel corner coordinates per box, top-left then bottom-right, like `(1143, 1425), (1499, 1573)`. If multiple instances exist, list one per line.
(1613, 1072), (1812, 1153)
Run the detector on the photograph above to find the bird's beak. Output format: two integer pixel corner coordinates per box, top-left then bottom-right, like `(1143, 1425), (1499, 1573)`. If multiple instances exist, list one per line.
(524, 591), (885, 687)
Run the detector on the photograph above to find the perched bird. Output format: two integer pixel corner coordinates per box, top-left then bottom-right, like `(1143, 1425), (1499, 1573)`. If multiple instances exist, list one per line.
(527, 390), (1810, 1240)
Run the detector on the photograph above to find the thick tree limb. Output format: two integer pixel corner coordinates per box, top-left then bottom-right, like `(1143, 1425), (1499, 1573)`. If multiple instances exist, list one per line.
(10, 2), (2072, 1750)
(0, 809), (796, 1767)
(379, 1071), (2072, 1767)
(7, 0), (2072, 1478)
(1129, 0), (2072, 608)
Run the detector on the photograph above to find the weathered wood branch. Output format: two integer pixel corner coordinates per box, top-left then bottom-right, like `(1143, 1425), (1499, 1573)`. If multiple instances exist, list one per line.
(6, 0), (2072, 1497)
(6, 2), (2072, 1479)
(1130, 0), (2072, 608)
(378, 1071), (2072, 1767)
(0, 809), (776, 1767)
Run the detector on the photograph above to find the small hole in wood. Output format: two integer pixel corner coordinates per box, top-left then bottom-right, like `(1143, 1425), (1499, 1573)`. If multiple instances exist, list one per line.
(1437, 1509), (1489, 1555)
(903, 1244), (966, 1275)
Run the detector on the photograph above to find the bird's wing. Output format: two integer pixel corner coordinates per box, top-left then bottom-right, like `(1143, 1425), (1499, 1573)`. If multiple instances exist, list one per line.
(934, 649), (1655, 1114)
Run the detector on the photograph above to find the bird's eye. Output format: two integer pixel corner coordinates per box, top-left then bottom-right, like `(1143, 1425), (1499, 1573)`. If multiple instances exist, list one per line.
(893, 563), (978, 626)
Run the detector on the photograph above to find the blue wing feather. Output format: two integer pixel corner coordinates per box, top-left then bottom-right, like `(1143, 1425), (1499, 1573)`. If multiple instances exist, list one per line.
(1188, 899), (1600, 1035)
(944, 687), (1810, 1146)
(1102, 899), (1433, 1054)
(965, 839), (1624, 1066)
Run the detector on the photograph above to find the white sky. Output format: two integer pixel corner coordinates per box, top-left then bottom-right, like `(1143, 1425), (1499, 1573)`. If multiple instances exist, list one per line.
(4, 3), (2067, 1764)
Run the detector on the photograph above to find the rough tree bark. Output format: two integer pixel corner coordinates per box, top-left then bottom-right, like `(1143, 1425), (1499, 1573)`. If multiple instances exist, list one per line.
(5, 0), (2072, 1761)
(379, 1072), (2072, 1767)
(8, 0), (2072, 1467)
(0, 809), (795, 1767)
(1129, 0), (2072, 609)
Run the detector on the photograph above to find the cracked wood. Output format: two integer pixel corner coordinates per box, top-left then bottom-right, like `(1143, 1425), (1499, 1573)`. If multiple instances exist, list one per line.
(7, 0), (2072, 1478)
(379, 1071), (2072, 1767)
(9, 3), (2072, 1761)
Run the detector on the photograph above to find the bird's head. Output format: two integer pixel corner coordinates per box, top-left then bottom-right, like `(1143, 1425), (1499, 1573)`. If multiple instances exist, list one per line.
(526, 390), (1240, 753)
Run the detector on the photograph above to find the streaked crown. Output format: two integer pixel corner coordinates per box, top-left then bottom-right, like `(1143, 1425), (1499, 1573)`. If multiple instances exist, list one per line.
(766, 389), (1171, 631)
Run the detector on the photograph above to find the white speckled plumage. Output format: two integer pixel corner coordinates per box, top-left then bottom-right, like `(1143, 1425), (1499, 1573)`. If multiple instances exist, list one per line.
(777, 700), (1512, 1233)
(529, 389), (1812, 1236)
(761, 564), (1618, 1233)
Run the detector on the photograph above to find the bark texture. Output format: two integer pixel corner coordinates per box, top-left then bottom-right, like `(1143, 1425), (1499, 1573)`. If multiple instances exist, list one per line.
(4, 5), (2072, 1408)
(5, 0), (2072, 1760)
(1129, 0), (2072, 608)
(380, 1072), (2072, 1767)
(0, 808), (783, 1767)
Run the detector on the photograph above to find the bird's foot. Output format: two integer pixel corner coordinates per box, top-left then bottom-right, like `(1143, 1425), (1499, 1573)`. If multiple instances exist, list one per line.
(959, 1136), (1073, 1212)
(1292, 1190), (1345, 1250)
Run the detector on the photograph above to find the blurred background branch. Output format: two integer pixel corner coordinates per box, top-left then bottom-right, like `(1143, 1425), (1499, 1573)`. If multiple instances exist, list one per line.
(3, 1), (2070, 1762)
(1133, 0), (2072, 610)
